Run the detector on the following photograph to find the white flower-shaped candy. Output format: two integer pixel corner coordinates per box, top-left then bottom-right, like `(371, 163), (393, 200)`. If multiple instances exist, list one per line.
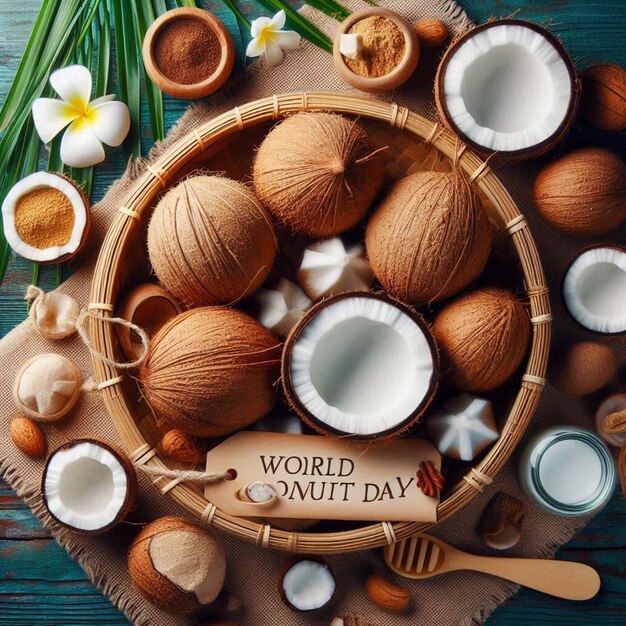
(297, 238), (374, 301)
(246, 10), (301, 66)
(32, 65), (130, 168)
(427, 393), (499, 461)
(255, 278), (312, 336)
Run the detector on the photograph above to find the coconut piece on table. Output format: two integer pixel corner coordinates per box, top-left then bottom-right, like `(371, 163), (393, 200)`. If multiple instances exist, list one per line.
(255, 278), (312, 336)
(253, 112), (385, 237)
(14, 353), (81, 422)
(297, 238), (373, 301)
(128, 516), (226, 614)
(435, 19), (579, 159)
(365, 170), (491, 305)
(562, 246), (626, 334)
(279, 559), (336, 612)
(427, 393), (499, 461)
(42, 439), (137, 533)
(282, 292), (439, 440)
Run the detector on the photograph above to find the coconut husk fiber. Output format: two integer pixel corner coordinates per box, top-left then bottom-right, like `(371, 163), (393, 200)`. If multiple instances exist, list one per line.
(1, 1), (625, 626)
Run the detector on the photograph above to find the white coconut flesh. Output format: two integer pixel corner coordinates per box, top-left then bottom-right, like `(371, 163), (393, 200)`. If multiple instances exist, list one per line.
(1, 171), (88, 262)
(563, 247), (626, 334)
(44, 442), (128, 531)
(289, 296), (436, 436)
(443, 24), (573, 152)
(282, 560), (336, 611)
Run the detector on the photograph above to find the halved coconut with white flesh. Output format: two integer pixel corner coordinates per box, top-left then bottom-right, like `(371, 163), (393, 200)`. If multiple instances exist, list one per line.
(2, 171), (90, 263)
(42, 439), (136, 533)
(435, 19), (579, 159)
(279, 559), (336, 612)
(563, 246), (626, 334)
(282, 292), (439, 440)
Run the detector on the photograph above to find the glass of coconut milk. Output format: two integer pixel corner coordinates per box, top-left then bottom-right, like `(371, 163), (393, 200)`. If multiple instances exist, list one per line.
(519, 426), (616, 516)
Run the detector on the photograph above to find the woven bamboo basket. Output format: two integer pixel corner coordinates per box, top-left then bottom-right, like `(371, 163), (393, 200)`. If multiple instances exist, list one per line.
(89, 92), (551, 554)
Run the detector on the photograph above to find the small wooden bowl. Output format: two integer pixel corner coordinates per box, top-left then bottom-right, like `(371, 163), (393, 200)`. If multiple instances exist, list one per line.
(142, 7), (235, 100)
(116, 283), (182, 362)
(333, 8), (420, 93)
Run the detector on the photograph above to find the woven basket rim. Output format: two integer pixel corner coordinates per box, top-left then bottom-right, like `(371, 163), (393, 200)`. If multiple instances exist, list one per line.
(89, 92), (551, 554)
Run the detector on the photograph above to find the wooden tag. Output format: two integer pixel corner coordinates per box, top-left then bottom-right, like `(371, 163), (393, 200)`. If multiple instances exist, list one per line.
(204, 432), (440, 522)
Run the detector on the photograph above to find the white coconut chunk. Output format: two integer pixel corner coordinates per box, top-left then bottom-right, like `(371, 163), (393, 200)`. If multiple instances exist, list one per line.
(288, 294), (437, 436)
(2, 171), (88, 262)
(297, 238), (373, 301)
(428, 393), (499, 461)
(282, 559), (336, 611)
(340, 33), (362, 60)
(255, 278), (312, 336)
(44, 441), (129, 532)
(563, 246), (626, 334)
(442, 23), (573, 153)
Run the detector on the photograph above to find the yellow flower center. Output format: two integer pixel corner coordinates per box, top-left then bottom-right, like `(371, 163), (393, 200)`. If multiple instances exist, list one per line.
(257, 25), (277, 46)
(66, 96), (99, 126)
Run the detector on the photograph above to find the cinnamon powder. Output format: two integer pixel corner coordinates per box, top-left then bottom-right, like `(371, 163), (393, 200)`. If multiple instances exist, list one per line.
(154, 18), (221, 85)
(14, 187), (74, 249)
(346, 16), (406, 78)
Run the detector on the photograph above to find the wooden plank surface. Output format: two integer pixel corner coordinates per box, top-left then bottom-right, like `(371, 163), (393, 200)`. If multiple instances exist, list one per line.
(1, 1), (625, 625)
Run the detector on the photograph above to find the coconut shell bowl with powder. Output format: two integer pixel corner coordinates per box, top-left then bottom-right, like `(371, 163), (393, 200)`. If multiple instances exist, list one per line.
(333, 8), (420, 93)
(142, 7), (235, 100)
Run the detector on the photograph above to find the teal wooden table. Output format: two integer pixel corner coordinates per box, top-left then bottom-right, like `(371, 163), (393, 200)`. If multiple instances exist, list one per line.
(1, 1), (625, 624)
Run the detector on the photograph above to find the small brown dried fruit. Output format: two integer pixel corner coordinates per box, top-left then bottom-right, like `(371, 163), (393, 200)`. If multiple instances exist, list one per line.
(618, 445), (626, 498)
(414, 18), (449, 48)
(365, 573), (410, 613)
(416, 461), (444, 498)
(161, 429), (207, 464)
(579, 64), (626, 131)
(603, 409), (626, 435)
(478, 492), (525, 550)
(10, 416), (45, 457)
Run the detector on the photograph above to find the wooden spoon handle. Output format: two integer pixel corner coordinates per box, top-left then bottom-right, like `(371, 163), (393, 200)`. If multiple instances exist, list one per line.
(464, 556), (601, 601)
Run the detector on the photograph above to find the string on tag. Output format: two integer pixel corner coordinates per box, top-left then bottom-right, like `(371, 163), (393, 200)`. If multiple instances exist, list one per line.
(137, 465), (232, 484)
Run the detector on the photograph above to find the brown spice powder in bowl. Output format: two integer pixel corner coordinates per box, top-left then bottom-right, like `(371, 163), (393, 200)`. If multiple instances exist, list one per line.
(153, 18), (221, 85)
(346, 16), (406, 77)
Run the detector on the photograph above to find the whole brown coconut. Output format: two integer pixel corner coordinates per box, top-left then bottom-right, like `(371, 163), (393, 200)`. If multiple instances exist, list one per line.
(128, 516), (226, 614)
(433, 287), (530, 392)
(253, 112), (385, 237)
(533, 148), (626, 235)
(366, 170), (492, 305)
(549, 341), (617, 396)
(579, 64), (626, 131)
(139, 307), (281, 436)
(147, 175), (276, 307)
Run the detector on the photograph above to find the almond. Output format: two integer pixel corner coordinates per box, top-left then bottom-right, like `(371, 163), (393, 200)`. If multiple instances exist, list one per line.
(414, 19), (449, 48)
(161, 429), (207, 464)
(365, 572), (410, 613)
(10, 416), (46, 457)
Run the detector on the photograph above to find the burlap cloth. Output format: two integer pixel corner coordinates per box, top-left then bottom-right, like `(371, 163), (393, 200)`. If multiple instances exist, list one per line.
(2, 1), (625, 624)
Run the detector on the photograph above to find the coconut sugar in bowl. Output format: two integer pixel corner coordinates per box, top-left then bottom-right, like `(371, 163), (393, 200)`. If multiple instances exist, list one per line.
(142, 7), (234, 100)
(333, 8), (419, 93)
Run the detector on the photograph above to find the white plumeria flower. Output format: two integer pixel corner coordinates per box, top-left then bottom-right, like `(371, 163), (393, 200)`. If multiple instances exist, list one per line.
(246, 10), (301, 67)
(32, 65), (130, 168)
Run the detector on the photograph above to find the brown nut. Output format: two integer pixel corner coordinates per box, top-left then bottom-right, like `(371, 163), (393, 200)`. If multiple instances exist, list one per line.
(161, 429), (207, 464)
(478, 492), (525, 550)
(414, 18), (449, 48)
(365, 572), (409, 613)
(10, 416), (46, 457)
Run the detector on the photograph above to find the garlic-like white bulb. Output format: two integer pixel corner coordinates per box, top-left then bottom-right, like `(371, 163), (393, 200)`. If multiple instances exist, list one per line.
(14, 353), (81, 422)
(427, 393), (499, 461)
(255, 278), (312, 336)
(297, 238), (373, 301)
(26, 286), (80, 340)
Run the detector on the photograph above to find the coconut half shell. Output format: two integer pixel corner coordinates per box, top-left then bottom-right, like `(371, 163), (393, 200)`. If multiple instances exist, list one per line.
(435, 19), (580, 159)
(282, 291), (439, 441)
